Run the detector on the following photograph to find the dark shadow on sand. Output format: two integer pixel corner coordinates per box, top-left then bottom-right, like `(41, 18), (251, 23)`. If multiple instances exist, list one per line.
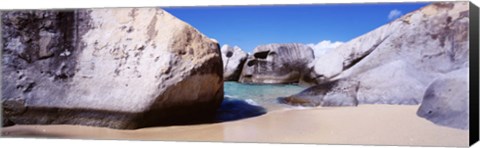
(1, 97), (267, 138)
(214, 97), (267, 122)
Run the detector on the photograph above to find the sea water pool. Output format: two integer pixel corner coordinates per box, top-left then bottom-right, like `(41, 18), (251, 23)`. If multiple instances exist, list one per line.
(223, 82), (306, 111)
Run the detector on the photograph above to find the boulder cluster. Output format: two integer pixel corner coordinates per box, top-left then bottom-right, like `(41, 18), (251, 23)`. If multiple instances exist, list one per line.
(279, 2), (471, 130)
(1, 2), (471, 130)
(220, 1), (472, 130)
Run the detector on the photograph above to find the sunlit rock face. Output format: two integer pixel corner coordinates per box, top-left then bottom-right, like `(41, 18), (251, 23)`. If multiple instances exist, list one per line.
(1, 8), (224, 129)
(221, 45), (248, 81)
(238, 43), (314, 84)
(283, 2), (470, 123)
(311, 2), (469, 84)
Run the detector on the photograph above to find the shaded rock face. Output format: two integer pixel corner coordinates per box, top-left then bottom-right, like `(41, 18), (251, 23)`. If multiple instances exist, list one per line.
(278, 79), (359, 107)
(1, 8), (224, 129)
(2, 115), (14, 127)
(239, 43), (314, 84)
(417, 68), (469, 130)
(221, 45), (248, 81)
(289, 2), (469, 106)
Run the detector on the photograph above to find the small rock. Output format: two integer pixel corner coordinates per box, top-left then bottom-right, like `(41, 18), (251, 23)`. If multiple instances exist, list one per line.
(221, 45), (248, 81)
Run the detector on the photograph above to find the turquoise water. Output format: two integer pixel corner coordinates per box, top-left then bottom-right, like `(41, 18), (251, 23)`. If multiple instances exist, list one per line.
(224, 82), (306, 110)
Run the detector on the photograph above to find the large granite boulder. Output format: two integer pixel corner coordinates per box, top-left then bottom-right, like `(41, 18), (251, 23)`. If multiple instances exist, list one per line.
(1, 8), (224, 129)
(283, 2), (470, 106)
(221, 45), (248, 81)
(238, 43), (314, 84)
(417, 68), (469, 130)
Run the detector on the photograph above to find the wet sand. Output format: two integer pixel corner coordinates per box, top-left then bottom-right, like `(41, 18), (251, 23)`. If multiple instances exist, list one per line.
(1, 105), (469, 147)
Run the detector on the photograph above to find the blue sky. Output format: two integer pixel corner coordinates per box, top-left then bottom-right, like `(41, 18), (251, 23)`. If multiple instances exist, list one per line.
(163, 2), (430, 53)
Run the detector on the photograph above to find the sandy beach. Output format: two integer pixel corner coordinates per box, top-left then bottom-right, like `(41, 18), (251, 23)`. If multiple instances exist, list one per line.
(1, 104), (468, 147)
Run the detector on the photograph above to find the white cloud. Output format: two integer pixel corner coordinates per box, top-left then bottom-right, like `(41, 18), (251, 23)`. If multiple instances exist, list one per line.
(388, 9), (402, 20)
(306, 40), (344, 58)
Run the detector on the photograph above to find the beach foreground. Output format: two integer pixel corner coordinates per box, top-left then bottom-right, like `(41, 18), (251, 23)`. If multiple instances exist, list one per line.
(1, 104), (468, 147)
